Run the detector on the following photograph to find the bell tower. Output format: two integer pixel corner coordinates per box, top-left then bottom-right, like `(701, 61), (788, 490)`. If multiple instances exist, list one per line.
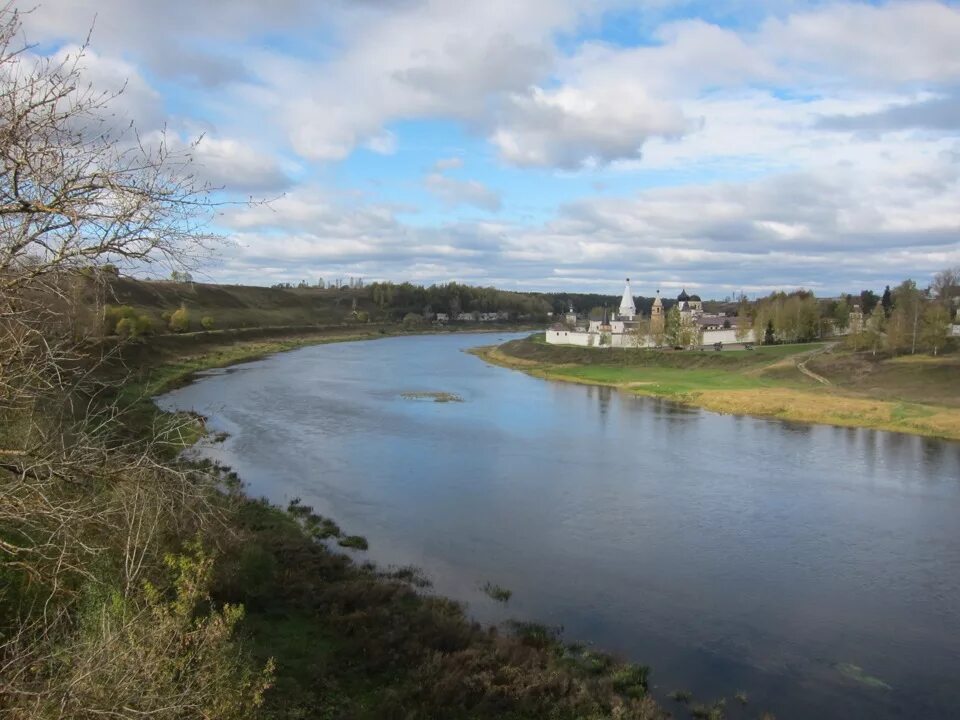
(650, 290), (664, 337)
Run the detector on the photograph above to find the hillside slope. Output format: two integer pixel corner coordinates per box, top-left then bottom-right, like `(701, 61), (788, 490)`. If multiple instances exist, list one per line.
(106, 277), (373, 330)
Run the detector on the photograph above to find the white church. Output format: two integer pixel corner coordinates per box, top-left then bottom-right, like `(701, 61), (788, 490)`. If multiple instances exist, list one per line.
(545, 279), (755, 349)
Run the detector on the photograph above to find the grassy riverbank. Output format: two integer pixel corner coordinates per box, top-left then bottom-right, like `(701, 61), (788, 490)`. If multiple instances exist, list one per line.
(474, 336), (960, 440)
(124, 329), (685, 720)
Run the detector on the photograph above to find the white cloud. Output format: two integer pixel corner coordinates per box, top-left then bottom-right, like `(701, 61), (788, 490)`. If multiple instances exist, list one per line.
(206, 146), (960, 293)
(19, 0), (326, 85)
(187, 135), (291, 193)
(760, 1), (960, 86)
(472, 17), (771, 168)
(491, 84), (688, 169)
(40, 45), (166, 134)
(424, 172), (501, 211)
(25, 1), (960, 170)
(224, 188), (398, 235)
(433, 156), (464, 171)
(248, 0), (593, 162)
(507, 152), (960, 287)
(365, 130), (398, 155)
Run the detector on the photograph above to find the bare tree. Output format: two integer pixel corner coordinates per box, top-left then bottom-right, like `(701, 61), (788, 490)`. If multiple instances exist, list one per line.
(932, 266), (960, 307)
(0, 0), (213, 591)
(629, 318), (651, 351)
(0, 2), (215, 429)
(0, 8), (271, 714)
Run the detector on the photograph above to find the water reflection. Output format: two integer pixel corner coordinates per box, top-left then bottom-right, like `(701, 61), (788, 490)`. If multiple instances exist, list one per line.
(157, 333), (960, 720)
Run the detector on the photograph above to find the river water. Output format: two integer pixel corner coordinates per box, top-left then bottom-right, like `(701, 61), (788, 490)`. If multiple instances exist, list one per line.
(156, 332), (960, 719)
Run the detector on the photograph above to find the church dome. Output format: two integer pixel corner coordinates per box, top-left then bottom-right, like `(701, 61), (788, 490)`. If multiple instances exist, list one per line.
(677, 289), (690, 301)
(689, 294), (701, 302)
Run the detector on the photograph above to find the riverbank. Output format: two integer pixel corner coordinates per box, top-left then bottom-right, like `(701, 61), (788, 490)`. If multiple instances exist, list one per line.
(473, 337), (960, 441)
(132, 330), (682, 720)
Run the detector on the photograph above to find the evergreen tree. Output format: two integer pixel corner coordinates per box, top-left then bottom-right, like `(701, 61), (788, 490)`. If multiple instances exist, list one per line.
(764, 320), (775, 345)
(881, 285), (892, 316)
(859, 289), (880, 314)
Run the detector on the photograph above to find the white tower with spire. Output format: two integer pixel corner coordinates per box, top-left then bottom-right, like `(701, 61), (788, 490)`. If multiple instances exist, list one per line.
(618, 278), (636, 320)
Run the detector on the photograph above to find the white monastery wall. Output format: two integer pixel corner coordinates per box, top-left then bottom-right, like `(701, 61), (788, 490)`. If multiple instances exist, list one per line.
(545, 329), (596, 346)
(545, 327), (757, 348)
(702, 328), (755, 345)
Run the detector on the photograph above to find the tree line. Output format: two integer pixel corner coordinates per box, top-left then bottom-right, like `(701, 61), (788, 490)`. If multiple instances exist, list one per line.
(366, 281), (554, 320)
(742, 270), (959, 355)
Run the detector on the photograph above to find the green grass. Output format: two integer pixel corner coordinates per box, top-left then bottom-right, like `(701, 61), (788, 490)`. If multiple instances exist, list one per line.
(834, 662), (892, 690)
(338, 535), (370, 551)
(400, 391), (464, 403)
(495, 336), (825, 371)
(556, 365), (774, 396)
(481, 581), (512, 603)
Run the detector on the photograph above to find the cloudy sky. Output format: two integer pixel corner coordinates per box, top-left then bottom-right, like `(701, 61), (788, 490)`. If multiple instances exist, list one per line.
(21, 0), (960, 297)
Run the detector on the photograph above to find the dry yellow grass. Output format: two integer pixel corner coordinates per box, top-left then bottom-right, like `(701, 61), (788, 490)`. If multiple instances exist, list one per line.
(695, 388), (960, 439)
(471, 345), (542, 367)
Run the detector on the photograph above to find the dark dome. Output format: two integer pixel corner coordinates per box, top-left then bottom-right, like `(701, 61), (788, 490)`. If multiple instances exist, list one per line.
(677, 289), (690, 301)
(689, 294), (701, 302)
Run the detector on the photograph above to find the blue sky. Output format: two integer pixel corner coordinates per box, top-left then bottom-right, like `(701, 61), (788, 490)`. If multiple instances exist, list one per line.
(19, 0), (960, 297)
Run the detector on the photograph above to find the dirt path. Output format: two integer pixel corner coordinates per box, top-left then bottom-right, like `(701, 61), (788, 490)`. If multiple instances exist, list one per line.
(795, 343), (836, 385)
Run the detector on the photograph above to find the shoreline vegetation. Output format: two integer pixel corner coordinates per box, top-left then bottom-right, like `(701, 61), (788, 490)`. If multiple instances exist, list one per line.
(472, 336), (960, 441)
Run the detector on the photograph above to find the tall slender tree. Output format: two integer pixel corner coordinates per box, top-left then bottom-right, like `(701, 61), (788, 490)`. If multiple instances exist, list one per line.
(881, 285), (893, 316)
(864, 305), (887, 356)
(921, 304), (951, 356)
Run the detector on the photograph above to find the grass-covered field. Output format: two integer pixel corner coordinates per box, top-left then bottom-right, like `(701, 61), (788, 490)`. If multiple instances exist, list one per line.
(475, 337), (960, 440)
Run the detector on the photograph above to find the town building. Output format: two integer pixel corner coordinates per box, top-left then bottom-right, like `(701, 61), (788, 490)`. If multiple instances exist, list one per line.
(849, 304), (864, 335)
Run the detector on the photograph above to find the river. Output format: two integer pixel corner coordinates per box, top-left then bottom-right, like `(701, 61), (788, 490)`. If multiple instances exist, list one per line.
(155, 332), (960, 719)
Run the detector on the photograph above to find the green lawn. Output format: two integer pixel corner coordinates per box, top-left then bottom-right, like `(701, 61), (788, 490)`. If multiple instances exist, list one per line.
(713, 342), (826, 358)
(533, 342), (826, 397)
(552, 365), (774, 395)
